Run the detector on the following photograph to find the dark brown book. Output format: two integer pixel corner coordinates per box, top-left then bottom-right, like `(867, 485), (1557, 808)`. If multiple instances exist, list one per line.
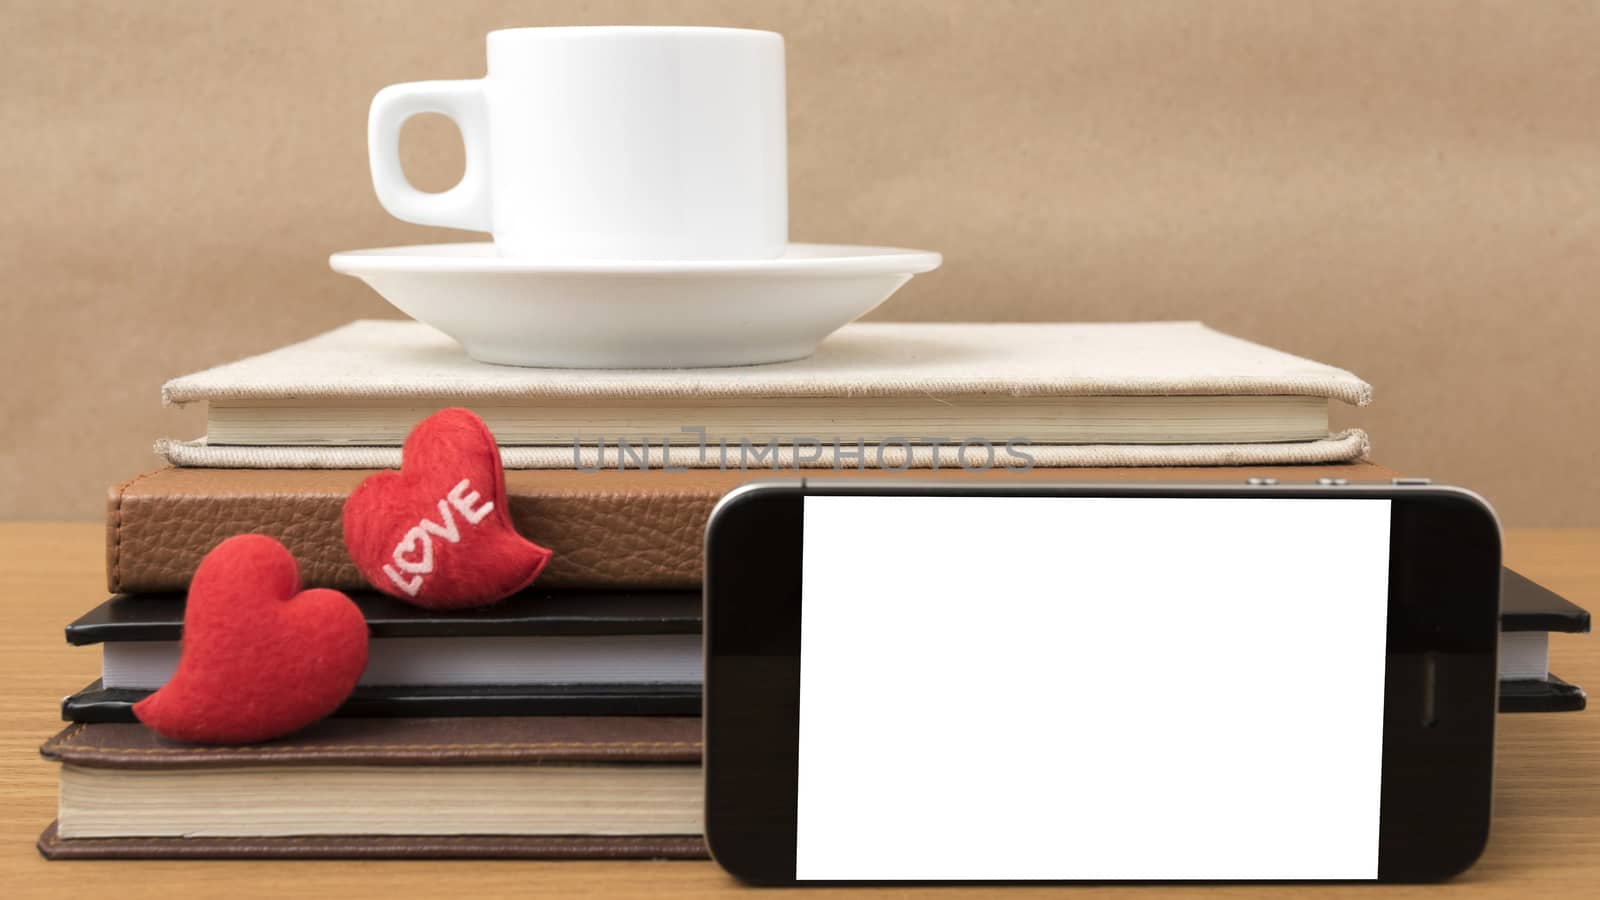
(38, 716), (707, 860)
(107, 462), (1397, 593)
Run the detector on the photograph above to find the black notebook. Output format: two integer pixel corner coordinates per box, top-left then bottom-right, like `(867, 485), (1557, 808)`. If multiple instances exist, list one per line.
(1500, 569), (1590, 713)
(62, 680), (700, 722)
(65, 590), (701, 722)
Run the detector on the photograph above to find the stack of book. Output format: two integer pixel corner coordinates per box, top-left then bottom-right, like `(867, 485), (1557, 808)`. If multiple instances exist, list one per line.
(38, 320), (1584, 859)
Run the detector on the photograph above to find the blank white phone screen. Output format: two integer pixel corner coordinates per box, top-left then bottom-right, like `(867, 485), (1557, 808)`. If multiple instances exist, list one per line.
(797, 496), (1391, 880)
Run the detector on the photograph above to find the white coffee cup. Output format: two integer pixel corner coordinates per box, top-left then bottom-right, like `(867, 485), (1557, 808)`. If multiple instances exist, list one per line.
(368, 26), (788, 260)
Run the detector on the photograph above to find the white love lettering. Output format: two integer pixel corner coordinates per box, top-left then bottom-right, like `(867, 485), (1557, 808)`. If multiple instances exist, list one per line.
(420, 498), (461, 544)
(381, 478), (495, 598)
(447, 479), (494, 524)
(391, 526), (434, 575)
(382, 564), (423, 597)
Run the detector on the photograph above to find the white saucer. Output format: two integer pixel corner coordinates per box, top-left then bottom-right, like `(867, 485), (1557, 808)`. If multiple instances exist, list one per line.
(329, 242), (942, 368)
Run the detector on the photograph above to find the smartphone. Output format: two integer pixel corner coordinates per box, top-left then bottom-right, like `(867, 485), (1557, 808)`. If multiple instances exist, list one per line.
(703, 479), (1500, 885)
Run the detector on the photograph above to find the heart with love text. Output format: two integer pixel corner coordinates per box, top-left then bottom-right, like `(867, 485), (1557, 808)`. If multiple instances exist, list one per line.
(342, 408), (553, 609)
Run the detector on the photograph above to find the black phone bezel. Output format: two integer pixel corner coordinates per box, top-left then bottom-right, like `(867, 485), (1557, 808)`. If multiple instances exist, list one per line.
(703, 480), (1500, 885)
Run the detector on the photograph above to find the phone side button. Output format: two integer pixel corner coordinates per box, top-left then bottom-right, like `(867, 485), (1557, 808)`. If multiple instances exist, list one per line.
(1246, 477), (1278, 485)
(1392, 477), (1433, 485)
(1317, 477), (1349, 486)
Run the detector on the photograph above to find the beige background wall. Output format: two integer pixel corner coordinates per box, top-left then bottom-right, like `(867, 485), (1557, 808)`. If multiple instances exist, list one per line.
(4, 0), (1597, 523)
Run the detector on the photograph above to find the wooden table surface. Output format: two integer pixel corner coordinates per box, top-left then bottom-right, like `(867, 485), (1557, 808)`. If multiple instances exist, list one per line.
(3, 522), (1596, 898)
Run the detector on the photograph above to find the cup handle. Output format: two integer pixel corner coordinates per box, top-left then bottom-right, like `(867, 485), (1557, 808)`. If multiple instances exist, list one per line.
(367, 80), (491, 231)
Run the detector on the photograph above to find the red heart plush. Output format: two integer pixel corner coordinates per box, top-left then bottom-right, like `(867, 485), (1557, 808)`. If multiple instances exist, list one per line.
(342, 407), (552, 609)
(133, 534), (368, 744)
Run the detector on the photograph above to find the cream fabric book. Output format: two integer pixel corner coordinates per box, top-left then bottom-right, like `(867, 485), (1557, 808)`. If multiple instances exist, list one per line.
(158, 320), (1371, 469)
(58, 764), (702, 839)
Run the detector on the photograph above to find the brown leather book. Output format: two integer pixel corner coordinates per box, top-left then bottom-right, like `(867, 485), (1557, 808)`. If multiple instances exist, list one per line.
(108, 462), (1397, 593)
(38, 716), (708, 860)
